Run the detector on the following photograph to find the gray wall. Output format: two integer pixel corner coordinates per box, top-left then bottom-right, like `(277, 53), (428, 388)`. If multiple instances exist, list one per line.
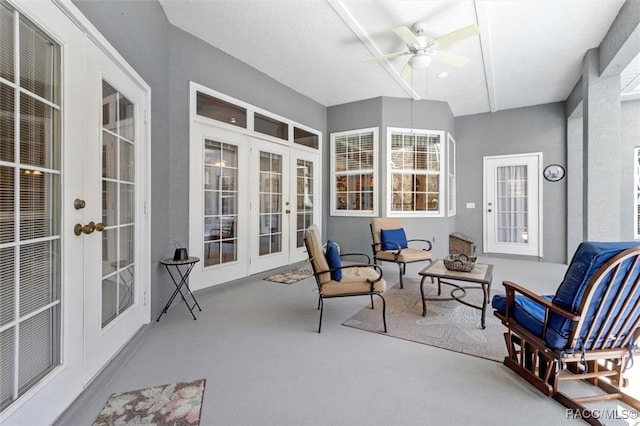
(455, 102), (568, 263)
(621, 100), (640, 239)
(326, 97), (456, 259)
(75, 0), (326, 317)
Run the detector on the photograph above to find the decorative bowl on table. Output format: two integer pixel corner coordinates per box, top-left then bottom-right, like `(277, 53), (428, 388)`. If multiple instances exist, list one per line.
(443, 253), (477, 272)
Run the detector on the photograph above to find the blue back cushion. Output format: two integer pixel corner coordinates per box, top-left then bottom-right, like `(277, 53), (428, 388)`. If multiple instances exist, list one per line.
(380, 228), (408, 251)
(325, 240), (342, 281)
(492, 241), (640, 350)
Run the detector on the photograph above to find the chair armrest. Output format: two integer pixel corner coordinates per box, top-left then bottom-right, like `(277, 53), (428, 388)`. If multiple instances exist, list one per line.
(340, 252), (371, 264)
(407, 238), (432, 251)
(372, 241), (403, 255)
(502, 280), (580, 321)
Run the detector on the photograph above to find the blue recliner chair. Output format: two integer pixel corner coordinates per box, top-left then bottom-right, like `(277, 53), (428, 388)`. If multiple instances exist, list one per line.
(492, 242), (640, 425)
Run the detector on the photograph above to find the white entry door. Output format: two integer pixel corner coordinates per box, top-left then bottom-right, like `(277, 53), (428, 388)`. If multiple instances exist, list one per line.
(82, 40), (150, 382)
(483, 153), (542, 257)
(250, 139), (291, 273)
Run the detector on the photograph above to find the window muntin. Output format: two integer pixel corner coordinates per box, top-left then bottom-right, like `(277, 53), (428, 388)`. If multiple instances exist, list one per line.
(330, 128), (378, 216)
(387, 128), (444, 217)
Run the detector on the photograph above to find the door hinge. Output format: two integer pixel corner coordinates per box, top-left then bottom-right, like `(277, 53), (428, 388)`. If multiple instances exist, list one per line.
(144, 109), (148, 124)
(144, 291), (148, 306)
(144, 201), (148, 214)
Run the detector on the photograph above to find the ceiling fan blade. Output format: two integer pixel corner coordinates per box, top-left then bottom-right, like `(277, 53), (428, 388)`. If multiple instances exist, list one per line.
(362, 51), (409, 63)
(400, 61), (412, 80)
(393, 26), (420, 46)
(430, 24), (480, 48)
(431, 50), (470, 67)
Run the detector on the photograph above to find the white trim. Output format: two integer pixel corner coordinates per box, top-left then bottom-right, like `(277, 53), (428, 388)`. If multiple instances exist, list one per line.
(447, 133), (457, 217)
(330, 127), (379, 217)
(386, 127), (446, 218)
(635, 147), (640, 239)
(190, 82), (322, 153)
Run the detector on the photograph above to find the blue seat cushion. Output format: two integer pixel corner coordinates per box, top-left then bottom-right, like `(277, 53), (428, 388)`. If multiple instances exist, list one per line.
(492, 241), (640, 350)
(492, 294), (567, 350)
(380, 228), (408, 251)
(325, 240), (342, 281)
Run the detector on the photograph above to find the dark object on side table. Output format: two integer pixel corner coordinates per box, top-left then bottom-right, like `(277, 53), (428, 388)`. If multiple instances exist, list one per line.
(443, 253), (477, 272)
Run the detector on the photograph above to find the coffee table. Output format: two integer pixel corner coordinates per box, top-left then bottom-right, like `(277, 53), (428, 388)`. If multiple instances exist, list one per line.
(418, 260), (494, 329)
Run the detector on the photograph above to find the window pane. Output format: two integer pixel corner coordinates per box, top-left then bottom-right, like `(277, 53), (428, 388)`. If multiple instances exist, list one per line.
(255, 112), (288, 140)
(0, 4), (14, 83)
(0, 83), (14, 163)
(19, 240), (60, 317)
(19, 93), (60, 169)
(20, 171), (59, 240)
(19, 17), (59, 103)
(0, 166), (15, 243)
(0, 247), (15, 326)
(294, 127), (318, 149)
(196, 91), (246, 128)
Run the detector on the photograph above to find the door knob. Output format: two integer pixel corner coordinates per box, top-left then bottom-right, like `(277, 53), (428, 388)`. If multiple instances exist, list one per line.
(285, 209), (291, 214)
(74, 221), (104, 236)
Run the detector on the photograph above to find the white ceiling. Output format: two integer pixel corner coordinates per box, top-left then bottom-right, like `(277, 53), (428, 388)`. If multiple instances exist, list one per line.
(159, 0), (630, 117)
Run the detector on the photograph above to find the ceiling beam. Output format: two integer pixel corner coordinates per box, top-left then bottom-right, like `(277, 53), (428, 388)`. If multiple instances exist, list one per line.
(326, 0), (421, 100)
(474, 0), (497, 112)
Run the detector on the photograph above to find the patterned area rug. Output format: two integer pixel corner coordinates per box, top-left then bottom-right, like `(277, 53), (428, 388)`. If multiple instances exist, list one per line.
(94, 379), (205, 425)
(343, 278), (505, 362)
(264, 268), (313, 284)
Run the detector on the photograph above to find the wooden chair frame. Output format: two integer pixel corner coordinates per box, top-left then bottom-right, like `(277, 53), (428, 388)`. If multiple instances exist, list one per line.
(494, 247), (640, 425)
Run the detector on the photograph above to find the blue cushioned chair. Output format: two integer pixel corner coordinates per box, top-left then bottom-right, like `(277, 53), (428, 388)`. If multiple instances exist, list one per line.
(492, 242), (640, 424)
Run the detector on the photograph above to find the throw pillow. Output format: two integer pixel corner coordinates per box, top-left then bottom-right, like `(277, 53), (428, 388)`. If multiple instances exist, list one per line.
(325, 240), (342, 281)
(380, 228), (408, 251)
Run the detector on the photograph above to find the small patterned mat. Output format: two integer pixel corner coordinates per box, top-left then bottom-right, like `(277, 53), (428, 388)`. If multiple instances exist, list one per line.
(94, 379), (205, 425)
(264, 268), (313, 284)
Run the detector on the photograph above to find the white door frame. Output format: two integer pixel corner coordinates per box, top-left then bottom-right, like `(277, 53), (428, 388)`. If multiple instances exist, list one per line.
(483, 152), (543, 257)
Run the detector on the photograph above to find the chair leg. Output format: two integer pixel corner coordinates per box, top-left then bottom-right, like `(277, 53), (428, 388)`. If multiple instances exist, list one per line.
(370, 294), (374, 309)
(376, 294), (387, 333)
(318, 298), (324, 333)
(397, 263), (404, 289)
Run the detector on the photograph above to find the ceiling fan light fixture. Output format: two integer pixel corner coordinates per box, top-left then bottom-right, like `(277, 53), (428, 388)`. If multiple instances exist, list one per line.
(409, 53), (432, 70)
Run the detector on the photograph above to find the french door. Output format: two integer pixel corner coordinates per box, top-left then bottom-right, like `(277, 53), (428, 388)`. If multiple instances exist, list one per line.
(82, 39), (149, 382)
(189, 123), (320, 288)
(483, 153), (542, 257)
(250, 139), (290, 273)
(0, 2), (150, 424)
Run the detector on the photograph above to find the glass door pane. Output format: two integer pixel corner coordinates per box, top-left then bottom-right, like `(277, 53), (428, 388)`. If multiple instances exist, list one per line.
(495, 165), (528, 244)
(258, 151), (282, 255)
(101, 81), (135, 327)
(0, 5), (61, 412)
(203, 140), (238, 267)
(295, 159), (313, 248)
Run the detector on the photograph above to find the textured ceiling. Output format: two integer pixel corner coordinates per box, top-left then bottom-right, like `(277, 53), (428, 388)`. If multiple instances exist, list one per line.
(159, 0), (630, 117)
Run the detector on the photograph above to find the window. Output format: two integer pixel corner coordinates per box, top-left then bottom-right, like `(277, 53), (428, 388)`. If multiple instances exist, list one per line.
(330, 128), (378, 216)
(387, 128), (445, 217)
(635, 147), (640, 239)
(448, 134), (456, 216)
(196, 91), (247, 128)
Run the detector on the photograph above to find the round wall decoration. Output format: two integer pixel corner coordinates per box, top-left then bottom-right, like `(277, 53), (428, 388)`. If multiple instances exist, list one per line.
(543, 164), (565, 182)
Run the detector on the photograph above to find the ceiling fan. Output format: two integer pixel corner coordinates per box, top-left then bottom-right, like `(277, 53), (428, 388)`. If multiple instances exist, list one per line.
(364, 22), (480, 79)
